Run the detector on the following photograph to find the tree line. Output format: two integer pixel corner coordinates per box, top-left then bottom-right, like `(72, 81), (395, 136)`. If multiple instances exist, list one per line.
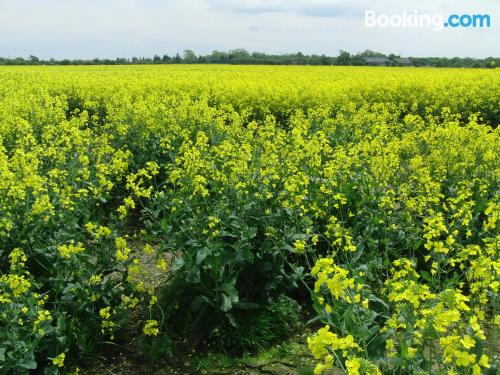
(0, 49), (497, 68)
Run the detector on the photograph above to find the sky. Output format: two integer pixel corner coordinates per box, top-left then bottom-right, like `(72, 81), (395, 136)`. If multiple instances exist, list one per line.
(0, 0), (498, 59)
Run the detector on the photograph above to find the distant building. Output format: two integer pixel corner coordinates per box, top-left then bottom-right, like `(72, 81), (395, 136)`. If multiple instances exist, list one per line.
(395, 58), (412, 66)
(362, 57), (389, 66)
(362, 57), (413, 67)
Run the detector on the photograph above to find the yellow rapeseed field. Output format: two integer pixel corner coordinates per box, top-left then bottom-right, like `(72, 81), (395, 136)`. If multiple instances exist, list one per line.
(0, 65), (499, 374)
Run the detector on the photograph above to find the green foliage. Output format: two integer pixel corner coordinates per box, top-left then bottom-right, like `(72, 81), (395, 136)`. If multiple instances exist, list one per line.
(209, 295), (302, 354)
(0, 65), (498, 373)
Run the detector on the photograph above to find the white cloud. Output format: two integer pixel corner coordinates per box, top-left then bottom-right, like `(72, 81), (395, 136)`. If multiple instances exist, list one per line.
(208, 0), (363, 18)
(0, 0), (497, 59)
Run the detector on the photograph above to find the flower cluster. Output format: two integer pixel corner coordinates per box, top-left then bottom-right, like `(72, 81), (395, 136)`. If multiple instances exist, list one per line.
(1, 64), (498, 373)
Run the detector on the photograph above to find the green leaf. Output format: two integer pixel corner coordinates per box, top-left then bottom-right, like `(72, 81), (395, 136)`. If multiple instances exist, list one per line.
(219, 294), (233, 312)
(19, 356), (37, 370)
(191, 295), (211, 311)
(171, 256), (185, 271)
(196, 248), (211, 265)
(62, 283), (77, 295)
(160, 217), (169, 232)
(220, 283), (239, 303)
(420, 270), (433, 283)
(220, 250), (237, 266)
(235, 301), (260, 310)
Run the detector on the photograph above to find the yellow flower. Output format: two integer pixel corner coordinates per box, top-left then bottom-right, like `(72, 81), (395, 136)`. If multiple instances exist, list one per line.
(455, 350), (476, 367)
(1, 274), (31, 297)
(58, 241), (85, 258)
(294, 239), (305, 252)
(406, 347), (417, 359)
(52, 353), (65, 367)
(345, 357), (361, 375)
(460, 335), (475, 349)
(143, 244), (154, 254)
(99, 307), (111, 319)
(115, 237), (131, 262)
(156, 258), (167, 272)
(478, 354), (490, 368)
(34, 309), (52, 331)
(89, 275), (102, 285)
(143, 319), (159, 336)
(311, 235), (319, 245)
(9, 248), (27, 269)
(385, 339), (394, 350)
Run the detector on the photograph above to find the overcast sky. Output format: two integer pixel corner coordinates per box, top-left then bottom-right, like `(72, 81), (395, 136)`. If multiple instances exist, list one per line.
(0, 0), (498, 59)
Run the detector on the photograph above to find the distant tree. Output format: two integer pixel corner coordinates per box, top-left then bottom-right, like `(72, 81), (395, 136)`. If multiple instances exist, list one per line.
(337, 50), (351, 65)
(386, 54), (398, 66)
(209, 50), (228, 63)
(359, 50), (386, 58)
(349, 55), (365, 66)
(296, 51), (305, 65)
(9, 57), (27, 65)
(229, 49), (249, 61)
(251, 51), (266, 58)
(0, 48), (497, 68)
(183, 49), (197, 63)
(436, 58), (450, 67)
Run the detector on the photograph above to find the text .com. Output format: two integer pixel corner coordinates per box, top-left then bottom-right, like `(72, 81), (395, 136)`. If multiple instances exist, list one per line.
(365, 11), (492, 31)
